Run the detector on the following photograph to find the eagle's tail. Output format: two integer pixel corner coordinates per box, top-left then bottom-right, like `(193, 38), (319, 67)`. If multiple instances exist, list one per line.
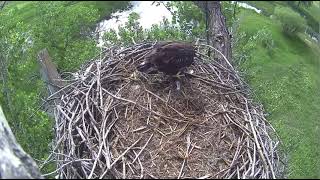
(137, 62), (152, 72)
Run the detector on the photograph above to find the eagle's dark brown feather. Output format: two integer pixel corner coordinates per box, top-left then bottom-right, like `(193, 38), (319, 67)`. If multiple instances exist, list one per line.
(137, 41), (196, 75)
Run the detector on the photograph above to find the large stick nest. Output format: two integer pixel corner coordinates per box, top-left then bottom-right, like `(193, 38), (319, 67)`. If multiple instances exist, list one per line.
(48, 42), (284, 179)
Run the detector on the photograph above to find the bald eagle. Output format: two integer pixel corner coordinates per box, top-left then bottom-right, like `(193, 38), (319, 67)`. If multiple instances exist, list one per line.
(136, 41), (196, 90)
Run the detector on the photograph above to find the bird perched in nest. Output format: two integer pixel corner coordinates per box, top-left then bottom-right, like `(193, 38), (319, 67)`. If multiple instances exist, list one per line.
(136, 41), (196, 90)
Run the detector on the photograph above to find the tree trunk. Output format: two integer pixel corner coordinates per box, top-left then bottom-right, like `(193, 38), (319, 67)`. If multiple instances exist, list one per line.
(194, 1), (232, 67)
(0, 105), (43, 179)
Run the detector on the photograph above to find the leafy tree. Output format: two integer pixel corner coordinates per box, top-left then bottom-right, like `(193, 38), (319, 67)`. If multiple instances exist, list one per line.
(295, 1), (313, 8)
(274, 6), (307, 36)
(103, 1), (206, 46)
(32, 1), (100, 71)
(221, 1), (241, 29)
(0, 7), (51, 162)
(166, 1), (205, 39)
(0, 1), (103, 173)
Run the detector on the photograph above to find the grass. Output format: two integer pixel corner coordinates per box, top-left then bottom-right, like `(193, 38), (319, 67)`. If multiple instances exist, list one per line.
(245, 1), (320, 33)
(236, 9), (320, 178)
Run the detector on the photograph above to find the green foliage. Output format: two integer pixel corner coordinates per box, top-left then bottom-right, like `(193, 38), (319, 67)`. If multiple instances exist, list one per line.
(244, 28), (275, 55)
(288, 1), (313, 8)
(221, 1), (242, 28)
(103, 1), (205, 47)
(233, 25), (275, 66)
(78, 1), (130, 20)
(234, 8), (320, 178)
(31, 1), (100, 71)
(274, 6), (307, 36)
(118, 12), (145, 45)
(0, 1), (130, 175)
(145, 19), (189, 41)
(2, 1), (319, 179)
(303, 1), (320, 23)
(167, 1), (205, 39)
(246, 1), (319, 33)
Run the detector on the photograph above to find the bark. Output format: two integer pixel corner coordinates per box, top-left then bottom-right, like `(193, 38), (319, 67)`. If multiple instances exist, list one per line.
(194, 1), (232, 66)
(0, 105), (43, 179)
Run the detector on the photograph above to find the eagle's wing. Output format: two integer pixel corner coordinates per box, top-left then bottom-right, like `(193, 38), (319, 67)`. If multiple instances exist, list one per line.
(159, 42), (194, 51)
(145, 42), (195, 74)
(159, 43), (195, 65)
(160, 43), (195, 55)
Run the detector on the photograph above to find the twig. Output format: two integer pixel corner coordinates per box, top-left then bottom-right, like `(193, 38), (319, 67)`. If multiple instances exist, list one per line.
(178, 133), (191, 179)
(99, 137), (142, 179)
(131, 134), (154, 164)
